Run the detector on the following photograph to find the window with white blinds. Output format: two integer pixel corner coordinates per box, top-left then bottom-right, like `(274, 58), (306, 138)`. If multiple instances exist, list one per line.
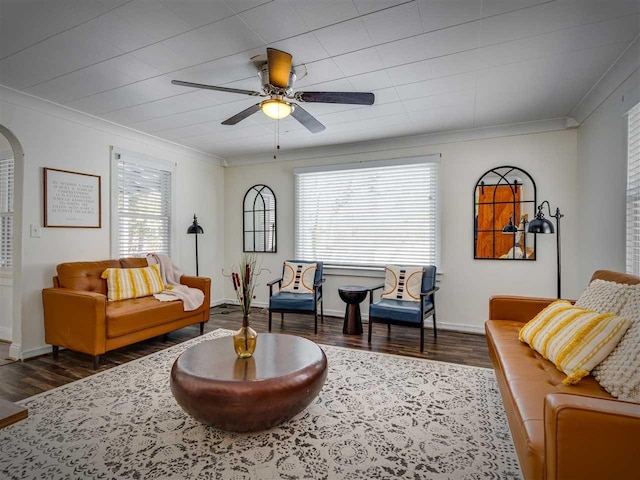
(295, 157), (439, 268)
(627, 102), (640, 275)
(112, 152), (173, 258)
(0, 156), (13, 269)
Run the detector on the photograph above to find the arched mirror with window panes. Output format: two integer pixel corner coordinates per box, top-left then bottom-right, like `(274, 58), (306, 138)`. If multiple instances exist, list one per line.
(243, 185), (276, 253)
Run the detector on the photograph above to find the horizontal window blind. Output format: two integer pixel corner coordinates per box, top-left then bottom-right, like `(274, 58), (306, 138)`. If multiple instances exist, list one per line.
(0, 156), (14, 269)
(115, 155), (172, 258)
(627, 103), (640, 275)
(295, 160), (438, 267)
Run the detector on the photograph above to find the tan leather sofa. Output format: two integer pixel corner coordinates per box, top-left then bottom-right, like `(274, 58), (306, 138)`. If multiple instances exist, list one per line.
(42, 258), (211, 368)
(486, 270), (640, 480)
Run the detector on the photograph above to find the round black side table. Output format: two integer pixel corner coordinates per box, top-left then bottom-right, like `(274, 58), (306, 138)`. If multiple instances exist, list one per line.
(338, 286), (368, 335)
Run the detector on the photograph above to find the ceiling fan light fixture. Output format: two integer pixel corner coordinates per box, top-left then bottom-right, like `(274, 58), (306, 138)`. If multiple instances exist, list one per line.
(261, 99), (292, 120)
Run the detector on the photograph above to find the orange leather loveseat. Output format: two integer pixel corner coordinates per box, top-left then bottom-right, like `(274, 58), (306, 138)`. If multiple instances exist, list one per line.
(42, 258), (211, 368)
(486, 270), (640, 480)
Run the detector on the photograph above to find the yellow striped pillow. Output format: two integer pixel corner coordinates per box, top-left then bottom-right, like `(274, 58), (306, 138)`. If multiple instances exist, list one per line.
(519, 300), (631, 385)
(101, 265), (165, 301)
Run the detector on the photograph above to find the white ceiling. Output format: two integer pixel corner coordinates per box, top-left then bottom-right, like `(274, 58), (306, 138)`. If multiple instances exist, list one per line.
(0, 0), (638, 162)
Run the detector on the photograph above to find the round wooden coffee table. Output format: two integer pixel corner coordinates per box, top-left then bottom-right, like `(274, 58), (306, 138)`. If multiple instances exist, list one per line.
(170, 333), (328, 432)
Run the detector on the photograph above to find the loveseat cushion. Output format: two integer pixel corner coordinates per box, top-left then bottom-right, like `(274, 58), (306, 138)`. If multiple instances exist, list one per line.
(106, 297), (188, 338)
(57, 260), (120, 295)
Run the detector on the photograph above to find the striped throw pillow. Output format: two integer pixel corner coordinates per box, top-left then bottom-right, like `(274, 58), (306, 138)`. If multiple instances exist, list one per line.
(101, 265), (165, 301)
(519, 300), (631, 385)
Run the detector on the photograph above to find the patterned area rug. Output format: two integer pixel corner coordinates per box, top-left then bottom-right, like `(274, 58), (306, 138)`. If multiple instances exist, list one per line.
(0, 329), (522, 479)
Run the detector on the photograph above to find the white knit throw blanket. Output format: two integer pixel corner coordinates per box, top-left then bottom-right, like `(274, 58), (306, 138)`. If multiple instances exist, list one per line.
(146, 253), (204, 312)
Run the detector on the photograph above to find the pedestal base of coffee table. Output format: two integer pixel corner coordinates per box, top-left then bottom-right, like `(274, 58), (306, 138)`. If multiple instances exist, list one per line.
(170, 333), (327, 432)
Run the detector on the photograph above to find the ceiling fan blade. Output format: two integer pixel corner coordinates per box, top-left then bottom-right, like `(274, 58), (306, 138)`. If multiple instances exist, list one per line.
(295, 91), (375, 105)
(171, 80), (263, 97)
(291, 103), (325, 134)
(221, 103), (262, 125)
(267, 48), (292, 88)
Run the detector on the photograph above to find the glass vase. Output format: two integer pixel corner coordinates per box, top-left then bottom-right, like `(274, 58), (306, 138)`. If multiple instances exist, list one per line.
(233, 315), (257, 358)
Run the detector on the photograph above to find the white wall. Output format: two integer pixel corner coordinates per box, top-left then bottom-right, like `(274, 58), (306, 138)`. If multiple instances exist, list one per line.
(0, 86), (225, 358)
(224, 128), (578, 333)
(577, 69), (640, 285)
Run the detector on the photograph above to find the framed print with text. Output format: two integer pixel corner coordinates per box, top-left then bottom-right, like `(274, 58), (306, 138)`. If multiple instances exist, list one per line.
(44, 168), (101, 228)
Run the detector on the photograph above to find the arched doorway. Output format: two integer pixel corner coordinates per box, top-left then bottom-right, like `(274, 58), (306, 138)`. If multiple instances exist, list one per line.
(0, 125), (23, 360)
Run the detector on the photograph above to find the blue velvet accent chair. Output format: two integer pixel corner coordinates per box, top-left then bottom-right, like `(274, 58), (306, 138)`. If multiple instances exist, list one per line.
(267, 260), (325, 333)
(368, 265), (438, 352)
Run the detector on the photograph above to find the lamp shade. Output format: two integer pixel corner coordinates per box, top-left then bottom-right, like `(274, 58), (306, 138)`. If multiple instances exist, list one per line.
(502, 217), (519, 234)
(187, 214), (204, 234)
(528, 216), (554, 234)
(261, 99), (292, 120)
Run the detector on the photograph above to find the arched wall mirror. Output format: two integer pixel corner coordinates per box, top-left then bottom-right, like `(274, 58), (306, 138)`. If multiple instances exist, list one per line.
(243, 184), (277, 253)
(474, 166), (537, 260)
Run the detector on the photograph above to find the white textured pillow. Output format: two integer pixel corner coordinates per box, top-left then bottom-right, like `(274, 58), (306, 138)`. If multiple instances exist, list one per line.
(592, 286), (640, 402)
(380, 265), (424, 302)
(280, 262), (317, 294)
(575, 279), (630, 315)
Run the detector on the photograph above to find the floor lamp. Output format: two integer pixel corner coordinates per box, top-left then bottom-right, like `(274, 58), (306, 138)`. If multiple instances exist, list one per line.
(528, 201), (564, 298)
(187, 214), (204, 276)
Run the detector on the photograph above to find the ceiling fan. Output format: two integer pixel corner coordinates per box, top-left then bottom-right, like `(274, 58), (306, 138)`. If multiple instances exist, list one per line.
(171, 48), (375, 134)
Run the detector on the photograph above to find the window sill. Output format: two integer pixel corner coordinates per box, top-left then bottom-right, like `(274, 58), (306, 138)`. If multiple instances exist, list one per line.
(324, 265), (443, 278)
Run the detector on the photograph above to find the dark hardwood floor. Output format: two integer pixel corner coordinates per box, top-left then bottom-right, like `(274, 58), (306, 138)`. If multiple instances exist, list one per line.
(0, 305), (491, 403)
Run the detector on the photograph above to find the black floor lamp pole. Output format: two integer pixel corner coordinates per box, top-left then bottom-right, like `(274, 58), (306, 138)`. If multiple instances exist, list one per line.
(554, 208), (562, 299)
(195, 234), (199, 276)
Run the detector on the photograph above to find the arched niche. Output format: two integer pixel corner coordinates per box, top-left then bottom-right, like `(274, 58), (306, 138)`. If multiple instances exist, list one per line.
(0, 124), (24, 356)
(474, 166), (537, 260)
(243, 185), (276, 253)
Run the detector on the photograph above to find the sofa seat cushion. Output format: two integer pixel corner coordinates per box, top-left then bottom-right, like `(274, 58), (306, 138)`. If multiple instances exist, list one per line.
(370, 298), (432, 324)
(106, 297), (187, 338)
(269, 292), (315, 311)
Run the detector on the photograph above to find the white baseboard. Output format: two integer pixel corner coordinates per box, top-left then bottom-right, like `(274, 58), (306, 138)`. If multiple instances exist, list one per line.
(219, 299), (485, 335)
(210, 298), (228, 307)
(9, 342), (22, 360)
(0, 326), (12, 342)
(21, 344), (55, 360)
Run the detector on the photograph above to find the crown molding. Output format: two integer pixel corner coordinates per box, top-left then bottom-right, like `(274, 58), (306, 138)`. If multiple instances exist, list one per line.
(0, 84), (224, 166)
(224, 117), (570, 166)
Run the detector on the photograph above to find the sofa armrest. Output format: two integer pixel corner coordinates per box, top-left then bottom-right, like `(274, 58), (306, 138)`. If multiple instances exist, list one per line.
(180, 276), (211, 312)
(489, 295), (558, 323)
(42, 288), (107, 356)
(544, 393), (640, 480)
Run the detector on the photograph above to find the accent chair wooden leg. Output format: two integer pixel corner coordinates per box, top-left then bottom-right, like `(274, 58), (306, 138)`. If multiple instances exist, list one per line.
(93, 355), (100, 370)
(420, 325), (425, 353)
(52, 345), (59, 359)
(433, 312), (438, 338)
(368, 319), (373, 344)
(314, 309), (318, 334)
(269, 310), (272, 332)
(281, 312), (284, 321)
(320, 300), (324, 323)
(387, 323), (391, 333)
(200, 321), (205, 335)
